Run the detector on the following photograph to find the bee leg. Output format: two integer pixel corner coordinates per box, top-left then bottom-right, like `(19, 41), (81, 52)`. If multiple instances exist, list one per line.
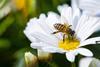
(68, 34), (71, 41)
(52, 31), (60, 34)
(70, 31), (75, 40)
(68, 25), (72, 27)
(63, 34), (66, 42)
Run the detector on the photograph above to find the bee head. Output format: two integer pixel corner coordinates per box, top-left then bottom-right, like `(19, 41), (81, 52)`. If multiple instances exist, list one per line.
(70, 30), (75, 36)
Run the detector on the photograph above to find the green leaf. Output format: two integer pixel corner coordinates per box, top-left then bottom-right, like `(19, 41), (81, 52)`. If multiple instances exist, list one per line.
(0, 39), (10, 49)
(0, 16), (14, 36)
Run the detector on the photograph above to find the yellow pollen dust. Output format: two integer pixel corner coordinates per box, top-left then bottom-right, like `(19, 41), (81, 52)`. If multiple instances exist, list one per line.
(58, 38), (80, 51)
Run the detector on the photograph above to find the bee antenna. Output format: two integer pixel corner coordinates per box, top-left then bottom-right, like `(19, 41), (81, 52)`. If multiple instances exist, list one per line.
(68, 25), (72, 27)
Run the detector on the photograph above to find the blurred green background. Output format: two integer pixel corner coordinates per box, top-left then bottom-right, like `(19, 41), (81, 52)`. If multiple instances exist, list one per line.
(0, 0), (100, 67)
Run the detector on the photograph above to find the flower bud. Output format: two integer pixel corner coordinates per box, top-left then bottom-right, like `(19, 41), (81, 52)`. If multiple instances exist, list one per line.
(38, 50), (52, 62)
(79, 57), (100, 67)
(25, 52), (38, 67)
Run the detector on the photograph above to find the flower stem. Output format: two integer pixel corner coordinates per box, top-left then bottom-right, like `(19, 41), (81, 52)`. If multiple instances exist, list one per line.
(48, 62), (58, 67)
(71, 62), (76, 67)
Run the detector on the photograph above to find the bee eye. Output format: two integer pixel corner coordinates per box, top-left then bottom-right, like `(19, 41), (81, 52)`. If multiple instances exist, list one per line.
(70, 31), (75, 36)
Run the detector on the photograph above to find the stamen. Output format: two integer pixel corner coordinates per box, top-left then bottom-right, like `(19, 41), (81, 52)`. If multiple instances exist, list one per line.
(58, 38), (80, 51)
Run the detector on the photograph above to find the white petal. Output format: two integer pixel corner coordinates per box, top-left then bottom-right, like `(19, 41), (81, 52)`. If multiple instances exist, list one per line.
(31, 32), (58, 46)
(79, 0), (100, 10)
(72, 8), (81, 29)
(57, 4), (69, 14)
(24, 18), (43, 42)
(76, 16), (93, 37)
(96, 11), (100, 17)
(77, 48), (93, 56)
(80, 37), (100, 47)
(76, 15), (100, 41)
(79, 0), (100, 16)
(75, 15), (89, 35)
(24, 30), (37, 42)
(80, 22), (100, 41)
(46, 12), (61, 31)
(82, 18), (100, 33)
(31, 42), (49, 49)
(41, 47), (65, 53)
(79, 57), (93, 67)
(38, 14), (53, 34)
(80, 57), (100, 67)
(65, 52), (76, 62)
(60, 6), (73, 25)
(25, 18), (46, 34)
(90, 58), (100, 67)
(71, 0), (79, 11)
(46, 12), (64, 39)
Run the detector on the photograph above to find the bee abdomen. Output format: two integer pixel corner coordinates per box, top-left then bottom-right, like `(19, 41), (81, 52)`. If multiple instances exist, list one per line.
(54, 23), (66, 31)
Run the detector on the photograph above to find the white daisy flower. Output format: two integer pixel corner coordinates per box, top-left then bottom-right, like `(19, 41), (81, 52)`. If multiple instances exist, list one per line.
(79, 57), (100, 67)
(24, 4), (100, 62)
(79, 57), (93, 67)
(72, 0), (100, 16)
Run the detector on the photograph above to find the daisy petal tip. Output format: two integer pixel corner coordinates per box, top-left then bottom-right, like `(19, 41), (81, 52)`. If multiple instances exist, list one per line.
(67, 57), (75, 62)
(89, 52), (93, 57)
(77, 48), (93, 57)
(39, 13), (46, 18)
(30, 43), (34, 48)
(66, 52), (75, 62)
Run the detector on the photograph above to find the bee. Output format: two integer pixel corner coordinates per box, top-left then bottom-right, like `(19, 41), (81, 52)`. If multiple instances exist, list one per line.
(52, 23), (75, 42)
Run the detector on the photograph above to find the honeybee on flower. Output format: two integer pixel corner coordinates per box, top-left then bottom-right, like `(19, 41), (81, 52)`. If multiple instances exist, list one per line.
(52, 23), (75, 42)
(24, 3), (100, 62)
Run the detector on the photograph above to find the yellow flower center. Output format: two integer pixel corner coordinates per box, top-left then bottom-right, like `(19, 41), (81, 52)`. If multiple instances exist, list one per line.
(58, 38), (80, 51)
